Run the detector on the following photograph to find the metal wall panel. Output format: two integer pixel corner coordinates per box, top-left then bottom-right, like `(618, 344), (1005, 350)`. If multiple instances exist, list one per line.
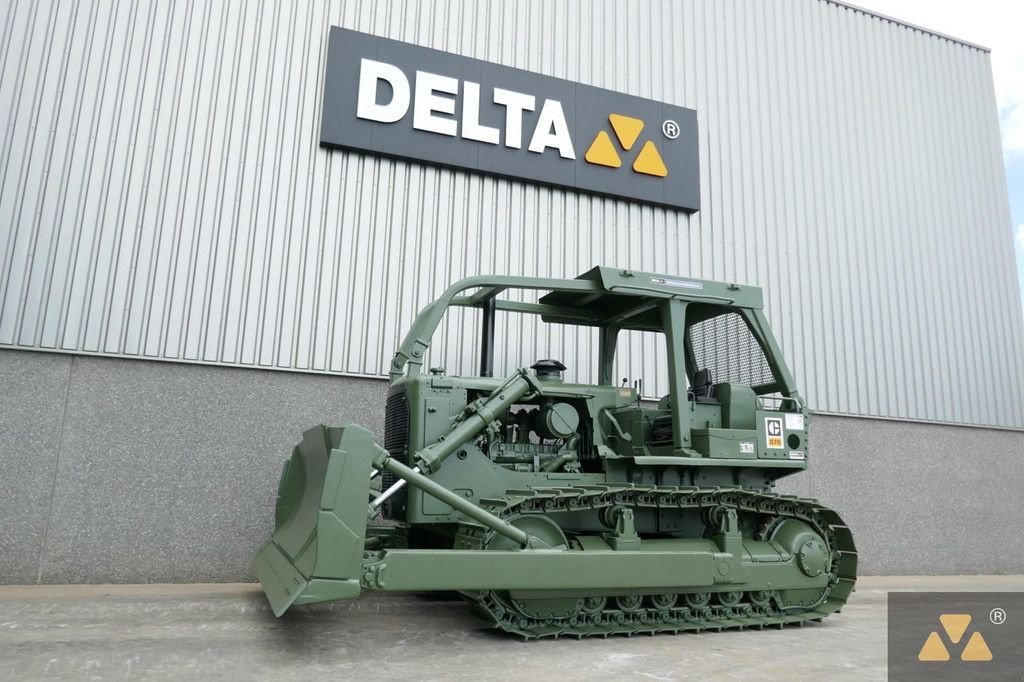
(1, 0), (1021, 428)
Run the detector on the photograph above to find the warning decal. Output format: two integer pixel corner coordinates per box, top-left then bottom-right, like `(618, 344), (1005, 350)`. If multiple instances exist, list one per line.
(765, 417), (784, 449)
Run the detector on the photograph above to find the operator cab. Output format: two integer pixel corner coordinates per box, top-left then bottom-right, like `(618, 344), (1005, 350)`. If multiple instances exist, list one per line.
(388, 266), (805, 467)
(607, 302), (781, 459)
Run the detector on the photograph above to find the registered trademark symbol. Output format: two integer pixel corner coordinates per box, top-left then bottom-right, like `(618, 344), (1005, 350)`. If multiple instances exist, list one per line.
(662, 119), (680, 139)
(990, 607), (1006, 625)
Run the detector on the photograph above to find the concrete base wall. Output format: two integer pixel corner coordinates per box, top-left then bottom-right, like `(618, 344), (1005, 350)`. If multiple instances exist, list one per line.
(2, 349), (1021, 583)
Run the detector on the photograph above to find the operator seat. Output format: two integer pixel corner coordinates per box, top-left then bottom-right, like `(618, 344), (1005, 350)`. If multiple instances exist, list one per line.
(691, 368), (717, 403)
(650, 368), (719, 442)
(654, 368), (718, 408)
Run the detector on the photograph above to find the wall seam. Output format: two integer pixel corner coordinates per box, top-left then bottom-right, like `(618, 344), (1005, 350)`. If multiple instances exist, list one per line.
(35, 353), (74, 584)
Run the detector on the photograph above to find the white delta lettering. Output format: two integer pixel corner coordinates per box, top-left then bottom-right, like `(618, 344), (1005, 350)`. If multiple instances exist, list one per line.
(355, 58), (575, 159)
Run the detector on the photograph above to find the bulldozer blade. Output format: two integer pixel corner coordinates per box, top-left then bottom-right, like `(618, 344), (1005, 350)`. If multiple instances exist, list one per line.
(252, 424), (378, 616)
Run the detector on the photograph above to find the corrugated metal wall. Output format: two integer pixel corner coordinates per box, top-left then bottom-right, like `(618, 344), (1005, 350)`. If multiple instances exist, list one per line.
(1, 0), (1022, 428)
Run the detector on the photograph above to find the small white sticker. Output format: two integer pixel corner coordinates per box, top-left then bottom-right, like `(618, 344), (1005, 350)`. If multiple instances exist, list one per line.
(764, 417), (784, 449)
(650, 277), (703, 290)
(784, 413), (805, 431)
(740, 442), (754, 454)
(789, 450), (805, 460)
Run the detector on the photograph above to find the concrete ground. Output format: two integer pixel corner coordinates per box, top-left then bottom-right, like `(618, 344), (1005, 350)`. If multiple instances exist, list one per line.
(1, 577), (1022, 681)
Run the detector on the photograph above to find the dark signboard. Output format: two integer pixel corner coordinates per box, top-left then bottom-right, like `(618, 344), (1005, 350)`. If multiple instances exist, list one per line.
(320, 27), (700, 211)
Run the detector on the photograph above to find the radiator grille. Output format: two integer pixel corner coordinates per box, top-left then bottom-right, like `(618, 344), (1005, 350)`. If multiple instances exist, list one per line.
(382, 392), (410, 491)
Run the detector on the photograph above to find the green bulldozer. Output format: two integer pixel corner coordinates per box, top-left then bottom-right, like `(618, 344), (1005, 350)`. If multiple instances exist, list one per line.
(253, 267), (856, 638)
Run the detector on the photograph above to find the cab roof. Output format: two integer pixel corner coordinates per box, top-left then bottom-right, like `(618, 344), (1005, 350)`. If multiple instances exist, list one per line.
(451, 267), (763, 333)
(392, 266), (767, 380)
(540, 266), (763, 310)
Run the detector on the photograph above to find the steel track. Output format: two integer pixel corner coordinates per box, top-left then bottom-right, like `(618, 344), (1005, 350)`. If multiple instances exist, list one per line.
(453, 484), (857, 639)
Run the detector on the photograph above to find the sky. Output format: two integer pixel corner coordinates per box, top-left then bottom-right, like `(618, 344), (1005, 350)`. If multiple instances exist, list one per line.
(849, 0), (1024, 306)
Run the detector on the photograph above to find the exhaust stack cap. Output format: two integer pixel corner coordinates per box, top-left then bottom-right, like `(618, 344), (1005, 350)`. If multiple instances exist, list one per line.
(531, 359), (567, 383)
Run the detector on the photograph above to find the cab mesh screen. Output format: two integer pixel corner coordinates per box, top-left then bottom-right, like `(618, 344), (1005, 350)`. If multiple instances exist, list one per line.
(686, 312), (775, 388)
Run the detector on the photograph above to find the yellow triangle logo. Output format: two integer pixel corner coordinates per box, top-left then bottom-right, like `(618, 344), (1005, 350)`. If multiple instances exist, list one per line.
(632, 141), (668, 177)
(608, 114), (644, 151)
(584, 131), (621, 168)
(939, 614), (971, 644)
(960, 632), (993, 662)
(917, 631), (950, 661)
